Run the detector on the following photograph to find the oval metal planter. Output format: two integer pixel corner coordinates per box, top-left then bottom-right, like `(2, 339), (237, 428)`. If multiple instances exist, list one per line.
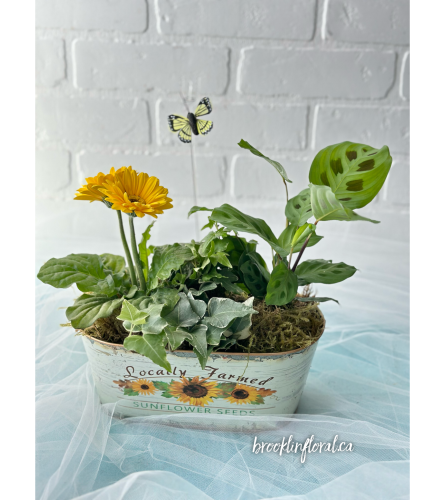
(82, 319), (324, 420)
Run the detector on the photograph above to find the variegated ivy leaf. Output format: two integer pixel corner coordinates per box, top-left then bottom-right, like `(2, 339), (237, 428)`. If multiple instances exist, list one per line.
(124, 332), (171, 372)
(224, 297), (254, 340)
(141, 304), (168, 334)
(206, 297), (258, 329)
(186, 292), (207, 318)
(164, 326), (193, 351)
(162, 292), (200, 328)
(201, 317), (226, 346)
(310, 184), (380, 224)
(309, 141), (392, 210)
(188, 324), (210, 369)
(117, 300), (149, 330)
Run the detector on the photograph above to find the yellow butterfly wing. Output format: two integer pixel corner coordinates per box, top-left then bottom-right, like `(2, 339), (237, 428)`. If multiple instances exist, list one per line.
(168, 114), (189, 132)
(194, 97), (212, 117)
(196, 119), (213, 135)
(178, 123), (193, 143)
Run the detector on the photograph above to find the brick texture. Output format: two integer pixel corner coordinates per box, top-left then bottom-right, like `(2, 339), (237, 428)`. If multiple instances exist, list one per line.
(326, 0), (409, 45)
(157, 0), (316, 40)
(238, 48), (396, 98)
(36, 0), (148, 32)
(36, 39), (66, 87)
(36, 1), (410, 242)
(73, 41), (229, 95)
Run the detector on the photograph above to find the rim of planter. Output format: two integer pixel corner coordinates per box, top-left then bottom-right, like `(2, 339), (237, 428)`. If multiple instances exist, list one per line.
(78, 311), (325, 357)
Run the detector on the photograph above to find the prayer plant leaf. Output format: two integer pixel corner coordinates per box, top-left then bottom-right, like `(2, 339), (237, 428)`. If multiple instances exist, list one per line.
(66, 294), (124, 330)
(206, 297), (258, 329)
(162, 292), (200, 328)
(309, 141), (392, 210)
(295, 259), (357, 286)
(100, 253), (126, 273)
(265, 262), (299, 306)
(188, 206), (213, 218)
(123, 333), (171, 372)
(240, 259), (268, 298)
(209, 204), (287, 257)
(117, 300), (149, 327)
(285, 188), (313, 227)
(37, 254), (118, 296)
(148, 244), (194, 289)
(138, 221), (155, 280)
(310, 184), (380, 224)
(295, 296), (339, 304)
(238, 139), (292, 183)
(188, 324), (210, 369)
(164, 326), (193, 351)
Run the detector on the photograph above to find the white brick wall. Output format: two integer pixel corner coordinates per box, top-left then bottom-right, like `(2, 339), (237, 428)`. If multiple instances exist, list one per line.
(36, 0), (409, 245)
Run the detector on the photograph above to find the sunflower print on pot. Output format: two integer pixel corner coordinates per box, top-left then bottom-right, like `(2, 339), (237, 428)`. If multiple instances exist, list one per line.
(224, 384), (260, 405)
(168, 376), (221, 407)
(131, 379), (157, 396)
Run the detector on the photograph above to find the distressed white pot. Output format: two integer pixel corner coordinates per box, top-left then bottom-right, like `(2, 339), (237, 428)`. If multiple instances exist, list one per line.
(82, 321), (324, 420)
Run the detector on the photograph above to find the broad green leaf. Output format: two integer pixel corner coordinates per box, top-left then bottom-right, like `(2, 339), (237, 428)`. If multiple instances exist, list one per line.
(188, 324), (209, 369)
(285, 188), (313, 226)
(188, 206), (213, 218)
(310, 184), (380, 224)
(240, 260), (268, 298)
(162, 293), (200, 328)
(164, 326), (193, 350)
(295, 296), (339, 304)
(117, 299), (149, 328)
(138, 221), (155, 280)
(66, 294), (124, 329)
(207, 297), (258, 329)
(309, 141), (392, 209)
(265, 262), (299, 306)
(210, 204), (287, 257)
(295, 259), (357, 286)
(124, 333), (171, 372)
(148, 244), (194, 289)
(186, 292), (207, 318)
(238, 139), (292, 183)
(37, 254), (117, 296)
(100, 253), (126, 273)
(198, 231), (216, 257)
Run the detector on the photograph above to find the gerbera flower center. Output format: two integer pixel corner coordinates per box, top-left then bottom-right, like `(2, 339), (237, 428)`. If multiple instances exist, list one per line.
(232, 389), (249, 399)
(128, 194), (145, 204)
(183, 384), (208, 398)
(140, 384), (150, 390)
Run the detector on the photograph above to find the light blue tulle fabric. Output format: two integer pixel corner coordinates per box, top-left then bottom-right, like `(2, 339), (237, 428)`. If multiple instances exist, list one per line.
(36, 233), (409, 499)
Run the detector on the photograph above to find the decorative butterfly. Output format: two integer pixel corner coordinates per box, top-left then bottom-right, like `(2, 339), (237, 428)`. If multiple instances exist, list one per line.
(168, 97), (213, 143)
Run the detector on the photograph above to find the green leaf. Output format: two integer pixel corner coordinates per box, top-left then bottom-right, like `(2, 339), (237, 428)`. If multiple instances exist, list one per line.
(66, 294), (124, 329)
(100, 253), (126, 273)
(198, 232), (216, 257)
(295, 259), (357, 286)
(215, 382), (237, 398)
(279, 224), (320, 255)
(309, 141), (392, 210)
(151, 287), (180, 313)
(188, 324), (209, 369)
(186, 292), (207, 318)
(265, 262), (299, 306)
(285, 188), (313, 227)
(148, 244), (194, 290)
(189, 282), (217, 296)
(209, 252), (232, 268)
(124, 285), (138, 299)
(162, 293), (200, 328)
(164, 326), (193, 350)
(138, 221), (155, 280)
(238, 139), (292, 183)
(188, 206), (213, 218)
(124, 333), (171, 372)
(224, 297), (254, 340)
(310, 184), (380, 224)
(117, 299), (149, 327)
(207, 297), (257, 329)
(210, 204), (287, 257)
(153, 380), (170, 392)
(295, 296), (339, 304)
(123, 388), (139, 396)
(211, 268), (245, 294)
(201, 317), (226, 345)
(240, 259), (268, 298)
(37, 254), (117, 296)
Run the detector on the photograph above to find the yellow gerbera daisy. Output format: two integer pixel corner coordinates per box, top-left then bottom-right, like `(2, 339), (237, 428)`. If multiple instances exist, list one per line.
(74, 167), (125, 203)
(169, 376), (221, 407)
(100, 166), (173, 218)
(225, 384), (259, 405)
(131, 379), (157, 396)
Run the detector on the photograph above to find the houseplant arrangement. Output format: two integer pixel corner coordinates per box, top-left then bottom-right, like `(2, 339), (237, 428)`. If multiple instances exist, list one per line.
(37, 140), (392, 417)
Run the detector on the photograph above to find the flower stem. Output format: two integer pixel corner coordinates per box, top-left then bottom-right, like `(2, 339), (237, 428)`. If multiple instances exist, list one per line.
(117, 210), (137, 286)
(128, 216), (146, 293)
